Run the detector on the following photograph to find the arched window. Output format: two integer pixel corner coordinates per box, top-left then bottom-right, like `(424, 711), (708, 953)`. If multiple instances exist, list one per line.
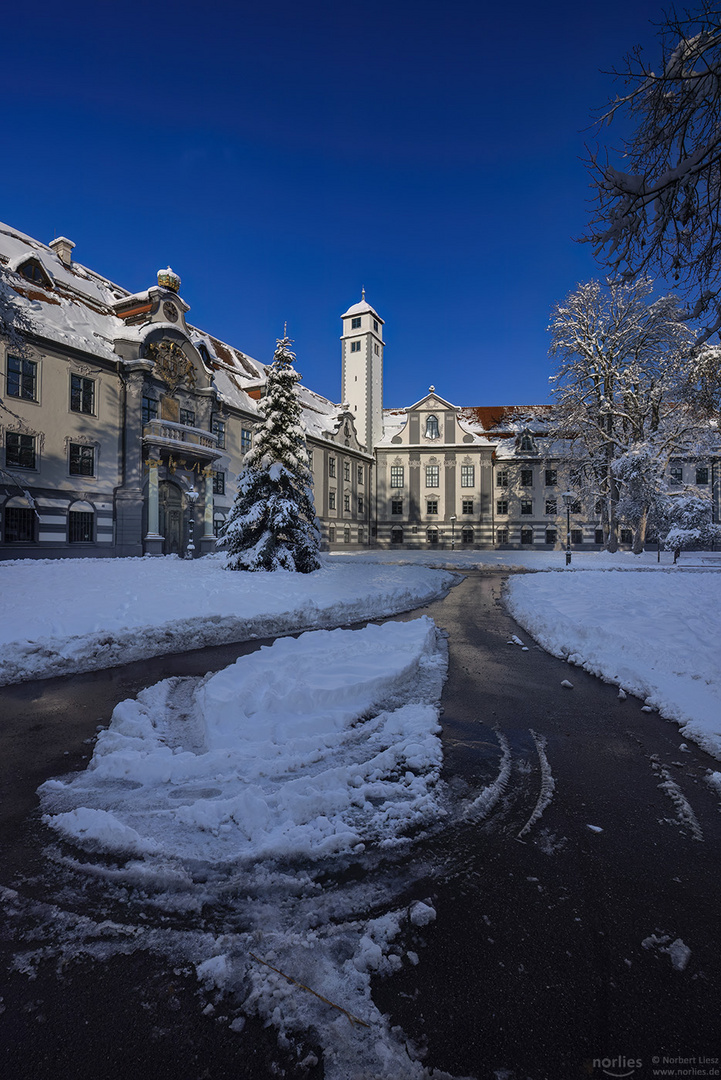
(425, 414), (440, 439)
(391, 526), (403, 545)
(518, 430), (536, 453)
(68, 500), (94, 543)
(520, 527), (534, 545)
(461, 526), (474, 545)
(328, 525), (336, 543)
(3, 496), (36, 543)
(427, 526), (439, 545)
(343, 525), (351, 543)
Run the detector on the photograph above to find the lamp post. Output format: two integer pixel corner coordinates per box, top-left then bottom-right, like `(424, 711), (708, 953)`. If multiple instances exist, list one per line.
(450, 514), (457, 551)
(561, 490), (575, 566)
(185, 487), (199, 559)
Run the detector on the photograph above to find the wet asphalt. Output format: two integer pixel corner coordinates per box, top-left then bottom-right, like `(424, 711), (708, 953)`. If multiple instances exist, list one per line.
(1, 570), (720, 1080)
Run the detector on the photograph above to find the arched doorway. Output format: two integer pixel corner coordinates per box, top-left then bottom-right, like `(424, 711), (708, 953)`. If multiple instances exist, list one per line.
(159, 482), (183, 555)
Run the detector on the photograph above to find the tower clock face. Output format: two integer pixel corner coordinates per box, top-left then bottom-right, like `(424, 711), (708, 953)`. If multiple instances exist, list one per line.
(163, 301), (179, 323)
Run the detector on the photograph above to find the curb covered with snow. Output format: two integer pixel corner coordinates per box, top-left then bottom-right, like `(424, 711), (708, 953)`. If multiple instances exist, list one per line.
(0, 554), (456, 685)
(505, 570), (721, 759)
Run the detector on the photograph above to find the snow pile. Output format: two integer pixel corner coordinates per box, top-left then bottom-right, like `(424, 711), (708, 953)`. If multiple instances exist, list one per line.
(36, 619), (464, 1079)
(42, 619), (447, 865)
(0, 554), (455, 685)
(336, 548), (721, 572)
(505, 570), (721, 758)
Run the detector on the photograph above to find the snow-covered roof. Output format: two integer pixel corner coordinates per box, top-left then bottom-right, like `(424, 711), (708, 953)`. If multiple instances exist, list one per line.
(341, 297), (384, 323)
(0, 220), (356, 446)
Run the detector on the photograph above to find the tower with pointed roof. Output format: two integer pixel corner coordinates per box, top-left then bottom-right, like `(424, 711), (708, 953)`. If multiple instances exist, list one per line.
(340, 290), (384, 451)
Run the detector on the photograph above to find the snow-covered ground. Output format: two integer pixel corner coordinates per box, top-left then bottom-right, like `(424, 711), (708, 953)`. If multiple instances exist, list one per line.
(0, 553), (455, 685)
(506, 571), (721, 759)
(29, 619), (468, 1080)
(337, 547), (721, 572)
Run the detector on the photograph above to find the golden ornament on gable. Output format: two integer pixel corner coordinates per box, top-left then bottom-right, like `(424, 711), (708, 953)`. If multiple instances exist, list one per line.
(147, 340), (197, 393)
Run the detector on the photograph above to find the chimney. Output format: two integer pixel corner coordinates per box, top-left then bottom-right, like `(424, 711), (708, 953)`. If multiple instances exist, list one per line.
(49, 236), (75, 266)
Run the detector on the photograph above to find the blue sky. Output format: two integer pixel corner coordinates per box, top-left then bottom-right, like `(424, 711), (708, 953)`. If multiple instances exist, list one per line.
(2, 0), (665, 408)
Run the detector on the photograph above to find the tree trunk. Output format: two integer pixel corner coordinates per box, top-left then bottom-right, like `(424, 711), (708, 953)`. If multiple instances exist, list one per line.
(632, 507), (648, 554)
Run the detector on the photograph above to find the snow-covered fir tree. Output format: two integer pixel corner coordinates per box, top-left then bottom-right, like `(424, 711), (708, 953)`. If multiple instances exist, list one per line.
(218, 332), (321, 572)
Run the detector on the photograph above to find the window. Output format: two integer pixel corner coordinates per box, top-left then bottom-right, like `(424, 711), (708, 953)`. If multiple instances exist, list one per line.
(521, 469), (533, 487)
(461, 464), (475, 487)
(519, 433), (535, 452)
(425, 414), (440, 439)
(391, 526), (403, 545)
(69, 511), (94, 543)
(213, 471), (225, 495)
(308, 449), (314, 471)
(329, 457), (336, 477)
(358, 526), (365, 544)
(20, 260), (50, 286)
(179, 407), (195, 427)
(427, 499), (438, 515)
(357, 465), (364, 484)
(571, 529), (583, 545)
(696, 466), (709, 485)
(425, 464), (439, 487)
(461, 526), (474, 545)
(545, 529), (557, 545)
(496, 527), (508, 544)
(213, 516), (226, 538)
(520, 499), (533, 515)
(496, 469), (508, 487)
(142, 396), (158, 424)
(69, 443), (95, 477)
(7, 356), (37, 401)
(344, 493), (350, 511)
(70, 374), (95, 414)
(4, 504), (35, 542)
(351, 316), (361, 329)
(6, 432), (36, 469)
(545, 498), (557, 515)
(329, 490), (336, 509)
(329, 525), (335, 543)
(390, 465), (404, 488)
(350, 340), (361, 353)
(344, 461), (350, 481)
(358, 495), (364, 513)
(620, 529), (633, 544)
(391, 498), (403, 515)
(373, 319), (379, 332)
(670, 463), (683, 484)
(374, 343), (380, 355)
(462, 499), (473, 514)
(521, 527), (534, 545)
(545, 469), (557, 486)
(241, 428), (252, 454)
(211, 417), (226, 448)
(344, 525), (351, 543)
(496, 499), (508, 515)
(427, 526), (439, 545)
(595, 529), (604, 544)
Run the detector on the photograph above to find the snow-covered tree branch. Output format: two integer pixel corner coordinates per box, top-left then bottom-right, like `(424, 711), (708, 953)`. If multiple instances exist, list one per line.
(586, 4), (721, 340)
(218, 333), (321, 573)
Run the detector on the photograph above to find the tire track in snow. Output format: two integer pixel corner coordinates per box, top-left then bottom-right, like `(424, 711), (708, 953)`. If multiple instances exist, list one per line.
(650, 756), (704, 842)
(465, 729), (512, 821)
(517, 730), (556, 840)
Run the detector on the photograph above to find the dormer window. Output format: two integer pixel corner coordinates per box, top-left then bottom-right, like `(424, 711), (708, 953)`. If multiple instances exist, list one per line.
(197, 343), (212, 366)
(425, 414), (440, 439)
(19, 259), (52, 288)
(518, 429), (536, 452)
(351, 316), (362, 329)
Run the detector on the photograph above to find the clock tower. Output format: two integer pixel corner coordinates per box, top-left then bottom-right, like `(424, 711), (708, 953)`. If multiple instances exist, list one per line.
(340, 291), (384, 451)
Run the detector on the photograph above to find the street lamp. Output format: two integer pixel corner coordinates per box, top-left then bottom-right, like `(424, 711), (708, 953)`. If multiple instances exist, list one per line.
(450, 514), (457, 551)
(185, 487), (200, 559)
(561, 490), (575, 566)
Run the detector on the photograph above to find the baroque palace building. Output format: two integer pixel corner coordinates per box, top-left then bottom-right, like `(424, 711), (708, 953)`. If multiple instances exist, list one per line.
(1, 221), (718, 559)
